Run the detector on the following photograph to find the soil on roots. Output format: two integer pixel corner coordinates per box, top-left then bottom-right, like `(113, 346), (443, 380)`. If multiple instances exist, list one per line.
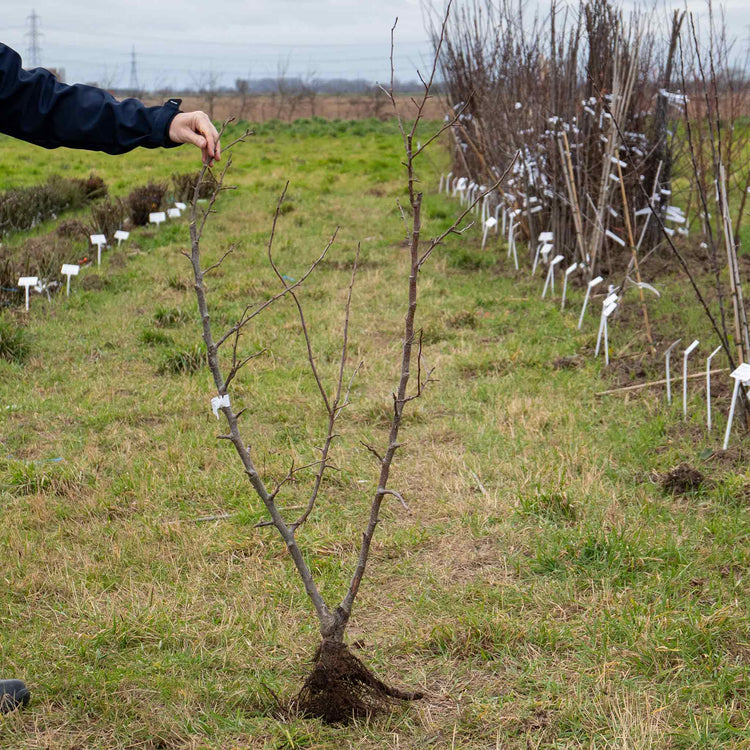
(294, 639), (423, 724)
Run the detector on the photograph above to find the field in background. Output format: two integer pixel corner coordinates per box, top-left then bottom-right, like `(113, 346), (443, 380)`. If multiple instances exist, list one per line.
(139, 94), (446, 123)
(0, 120), (748, 749)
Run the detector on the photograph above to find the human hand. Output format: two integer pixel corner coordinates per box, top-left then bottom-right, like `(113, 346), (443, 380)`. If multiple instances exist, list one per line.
(168, 111), (221, 166)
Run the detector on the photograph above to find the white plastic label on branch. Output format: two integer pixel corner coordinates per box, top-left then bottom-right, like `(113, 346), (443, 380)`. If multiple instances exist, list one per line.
(605, 229), (626, 247)
(211, 393), (231, 419)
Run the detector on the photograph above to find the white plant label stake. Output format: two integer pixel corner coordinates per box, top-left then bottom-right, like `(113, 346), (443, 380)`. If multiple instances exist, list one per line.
(495, 204), (504, 235)
(561, 263), (578, 311)
(168, 207), (181, 219)
(706, 345), (722, 432)
(482, 216), (497, 250)
(542, 254), (564, 299)
(682, 340), (699, 419)
(114, 229), (130, 247)
(18, 276), (37, 312)
(61, 264), (80, 296)
(723, 364), (750, 450)
(508, 225), (519, 270)
(90, 234), (106, 266)
(578, 276), (603, 330)
(595, 294), (618, 364)
(174, 202), (187, 211)
(532, 242), (552, 276)
(602, 300), (617, 365)
(149, 212), (166, 228)
(664, 339), (682, 404)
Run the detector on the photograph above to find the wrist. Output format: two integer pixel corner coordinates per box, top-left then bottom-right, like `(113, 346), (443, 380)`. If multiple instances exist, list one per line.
(163, 98), (183, 147)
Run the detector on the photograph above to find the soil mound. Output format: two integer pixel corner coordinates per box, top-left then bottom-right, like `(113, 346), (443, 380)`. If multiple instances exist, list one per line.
(656, 463), (706, 495)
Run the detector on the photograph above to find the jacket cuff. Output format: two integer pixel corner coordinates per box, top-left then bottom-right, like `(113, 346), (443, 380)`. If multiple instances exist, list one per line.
(153, 98), (182, 148)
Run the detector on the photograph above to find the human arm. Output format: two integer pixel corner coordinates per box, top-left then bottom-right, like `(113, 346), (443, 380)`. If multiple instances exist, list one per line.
(0, 43), (219, 161)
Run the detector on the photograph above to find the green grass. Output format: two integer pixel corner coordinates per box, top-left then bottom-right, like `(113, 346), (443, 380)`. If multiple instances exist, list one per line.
(0, 119), (748, 749)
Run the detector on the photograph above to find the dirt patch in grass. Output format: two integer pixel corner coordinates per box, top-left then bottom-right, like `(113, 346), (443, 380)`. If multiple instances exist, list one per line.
(706, 443), (749, 469)
(654, 463), (707, 495)
(81, 274), (105, 291)
(552, 354), (584, 370)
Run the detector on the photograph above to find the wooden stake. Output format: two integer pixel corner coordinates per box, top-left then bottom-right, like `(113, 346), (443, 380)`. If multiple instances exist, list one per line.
(595, 368), (728, 396)
(559, 132), (587, 265)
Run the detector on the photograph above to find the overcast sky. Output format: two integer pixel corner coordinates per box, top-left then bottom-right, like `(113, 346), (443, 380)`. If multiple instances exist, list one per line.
(3, 0), (434, 89)
(2, 1), (748, 90)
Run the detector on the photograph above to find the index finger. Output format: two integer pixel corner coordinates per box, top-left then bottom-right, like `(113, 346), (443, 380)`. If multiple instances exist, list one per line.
(195, 114), (217, 160)
(207, 120), (221, 162)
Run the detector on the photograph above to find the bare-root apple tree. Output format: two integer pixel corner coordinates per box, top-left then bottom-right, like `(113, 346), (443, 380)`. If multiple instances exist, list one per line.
(185, 6), (512, 723)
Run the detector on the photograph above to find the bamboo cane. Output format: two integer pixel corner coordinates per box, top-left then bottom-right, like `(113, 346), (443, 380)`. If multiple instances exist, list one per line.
(616, 159), (654, 349)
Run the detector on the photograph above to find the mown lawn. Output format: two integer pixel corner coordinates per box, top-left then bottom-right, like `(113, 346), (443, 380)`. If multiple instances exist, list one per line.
(0, 118), (748, 749)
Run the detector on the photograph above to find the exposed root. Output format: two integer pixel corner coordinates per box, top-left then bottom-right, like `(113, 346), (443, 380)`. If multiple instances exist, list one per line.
(294, 639), (423, 724)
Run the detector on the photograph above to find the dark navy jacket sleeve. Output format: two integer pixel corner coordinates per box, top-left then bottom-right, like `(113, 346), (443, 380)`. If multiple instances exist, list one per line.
(0, 43), (181, 154)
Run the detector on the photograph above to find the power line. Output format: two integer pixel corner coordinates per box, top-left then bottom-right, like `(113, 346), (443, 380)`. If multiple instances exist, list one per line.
(25, 9), (42, 67)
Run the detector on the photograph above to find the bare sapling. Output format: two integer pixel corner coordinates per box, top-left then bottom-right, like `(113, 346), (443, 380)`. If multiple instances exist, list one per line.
(184, 7), (509, 725)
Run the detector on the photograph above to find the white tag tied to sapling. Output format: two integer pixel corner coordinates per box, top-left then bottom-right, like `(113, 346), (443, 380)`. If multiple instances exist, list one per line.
(61, 264), (80, 296)
(90, 234), (106, 266)
(211, 393), (231, 419)
(605, 229), (626, 247)
(18, 277), (37, 311)
(578, 275), (603, 330)
(682, 340), (699, 419)
(149, 212), (166, 228)
(706, 345), (722, 432)
(664, 339), (681, 404)
(114, 229), (130, 247)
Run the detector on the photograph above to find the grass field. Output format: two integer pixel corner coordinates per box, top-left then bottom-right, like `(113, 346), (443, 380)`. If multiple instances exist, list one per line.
(0, 118), (748, 749)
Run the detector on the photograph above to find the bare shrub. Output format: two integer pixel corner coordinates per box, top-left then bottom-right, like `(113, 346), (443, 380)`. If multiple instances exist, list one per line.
(127, 182), (167, 226)
(0, 176), (89, 237)
(172, 171), (217, 203)
(89, 197), (127, 238)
